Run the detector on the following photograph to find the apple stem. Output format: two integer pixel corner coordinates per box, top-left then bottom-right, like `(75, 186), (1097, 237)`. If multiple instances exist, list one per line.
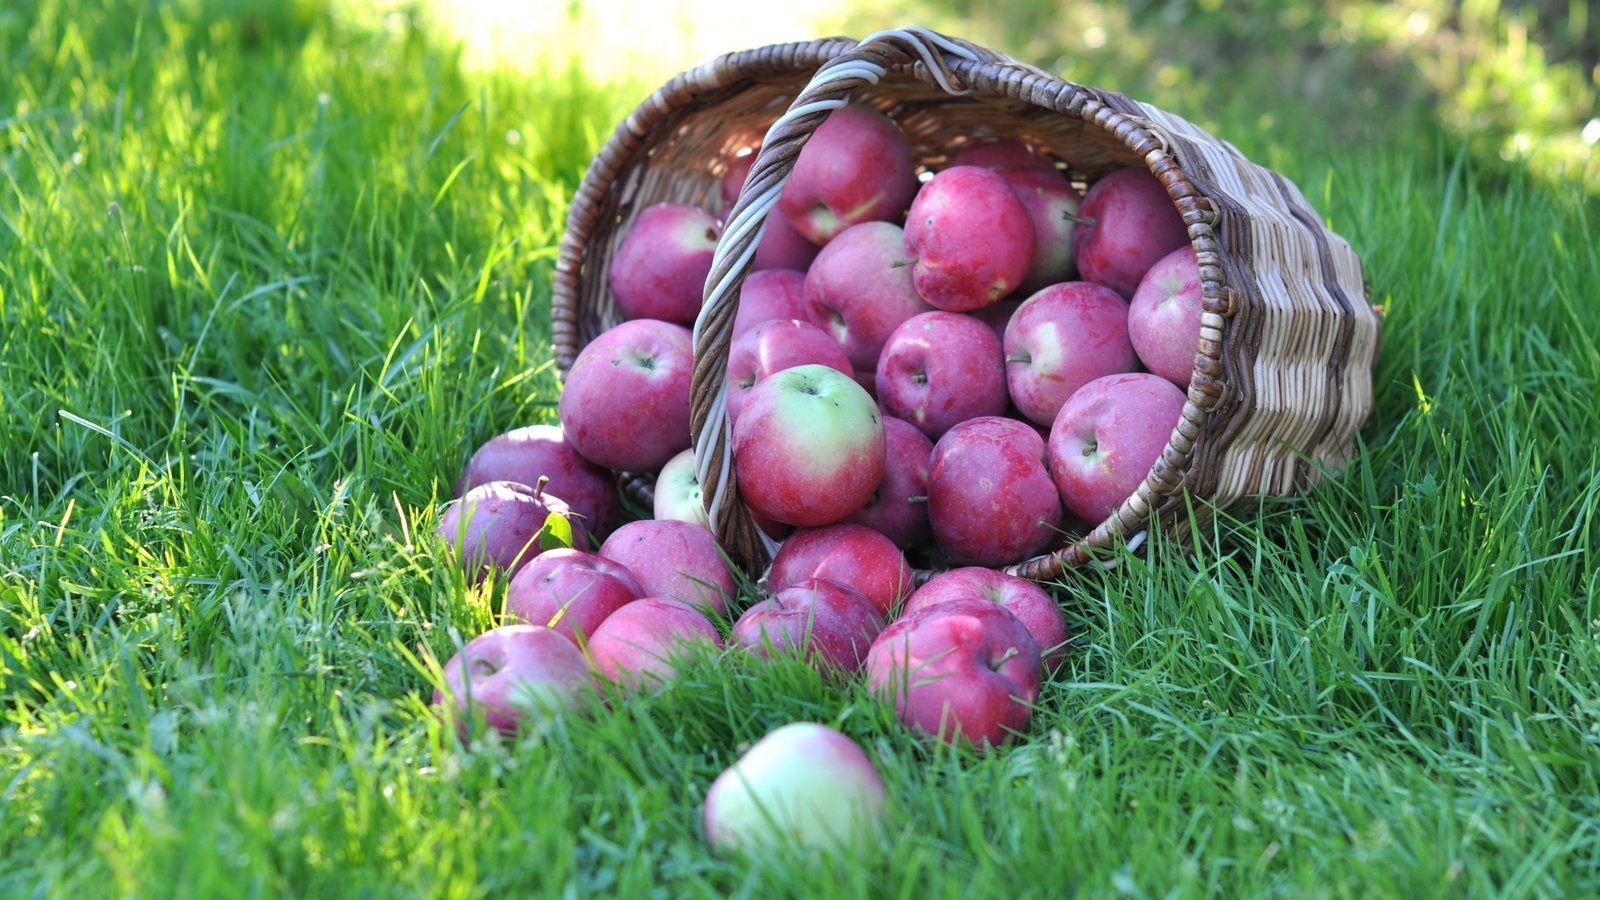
(890, 257), (917, 269)
(991, 646), (1021, 670)
(1062, 211), (1097, 228)
(1004, 354), (1030, 365)
(906, 495), (928, 505)
(533, 474), (549, 504)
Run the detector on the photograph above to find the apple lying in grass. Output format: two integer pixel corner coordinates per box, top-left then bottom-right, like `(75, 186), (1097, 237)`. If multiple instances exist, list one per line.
(437, 480), (586, 582)
(1071, 167), (1190, 298)
(900, 567), (1070, 670)
(904, 165), (1034, 312)
(608, 203), (719, 326)
(1048, 372), (1188, 524)
(587, 597), (722, 689)
(927, 417), (1063, 567)
(767, 524), (915, 618)
(559, 318), (693, 473)
(843, 414), (934, 551)
(729, 578), (885, 676)
(703, 722), (888, 853)
(433, 624), (597, 736)
(598, 519), (735, 617)
(731, 364), (885, 528)
(865, 597), (1042, 748)
(454, 424), (619, 541)
(1127, 243), (1205, 387)
(503, 548), (644, 644)
(778, 104), (918, 246)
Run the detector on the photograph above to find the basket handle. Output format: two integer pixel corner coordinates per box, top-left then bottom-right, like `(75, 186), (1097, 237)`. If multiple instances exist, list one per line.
(687, 28), (1008, 576)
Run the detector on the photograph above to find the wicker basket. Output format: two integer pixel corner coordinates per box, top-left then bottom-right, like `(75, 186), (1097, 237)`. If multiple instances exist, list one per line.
(552, 28), (1381, 582)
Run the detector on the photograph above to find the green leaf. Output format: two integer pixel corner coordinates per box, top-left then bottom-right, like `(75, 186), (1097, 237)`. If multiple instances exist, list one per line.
(538, 511), (574, 552)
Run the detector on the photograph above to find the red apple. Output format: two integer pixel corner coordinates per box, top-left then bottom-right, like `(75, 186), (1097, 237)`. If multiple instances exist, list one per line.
(729, 578), (885, 676)
(731, 268), (810, 339)
(948, 137), (1055, 172)
(997, 165), (1083, 295)
(1047, 372), (1187, 524)
(927, 417), (1063, 567)
(803, 221), (932, 372)
(437, 480), (586, 583)
(558, 319), (693, 472)
(1127, 244), (1204, 386)
(703, 722), (888, 853)
(1003, 281), (1139, 427)
(865, 597), (1042, 748)
(904, 165), (1034, 312)
(778, 104), (918, 245)
(843, 415), (934, 551)
(607, 203), (719, 326)
(901, 567), (1070, 670)
(875, 310), (1008, 440)
(454, 424), (619, 541)
(726, 318), (852, 426)
(433, 624), (597, 736)
(767, 524), (915, 618)
(503, 548), (645, 644)
(587, 597), (722, 689)
(598, 519), (735, 617)
(1071, 167), (1190, 298)
(731, 364), (885, 528)
(753, 208), (822, 272)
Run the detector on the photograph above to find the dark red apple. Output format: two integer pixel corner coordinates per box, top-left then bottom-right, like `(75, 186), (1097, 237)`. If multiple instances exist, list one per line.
(558, 319), (693, 473)
(608, 203), (719, 326)
(901, 567), (1070, 670)
(904, 165), (1034, 312)
(777, 104), (918, 245)
(927, 417), (1063, 567)
(729, 578), (885, 676)
(875, 310), (1008, 440)
(843, 415), (934, 551)
(454, 424), (619, 541)
(1071, 167), (1189, 298)
(503, 548), (645, 644)
(1047, 372), (1187, 524)
(767, 523), (915, 618)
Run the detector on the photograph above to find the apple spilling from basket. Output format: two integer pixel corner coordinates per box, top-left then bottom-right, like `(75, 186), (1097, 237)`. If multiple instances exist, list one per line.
(430, 103), (1207, 850)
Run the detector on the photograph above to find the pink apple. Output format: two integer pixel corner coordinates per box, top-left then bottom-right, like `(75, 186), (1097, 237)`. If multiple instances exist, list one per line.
(558, 319), (693, 472)
(731, 364), (885, 528)
(653, 447), (709, 529)
(726, 318), (852, 426)
(803, 221), (932, 372)
(904, 165), (1034, 312)
(436, 480), (587, 582)
(607, 203), (719, 325)
(587, 597), (723, 689)
(598, 519), (735, 617)
(1003, 281), (1139, 427)
(433, 624), (597, 736)
(503, 548), (645, 644)
(843, 415), (934, 551)
(778, 104), (918, 245)
(865, 597), (1042, 748)
(997, 165), (1083, 295)
(703, 722), (888, 853)
(753, 208), (822, 272)
(875, 310), (1008, 440)
(1128, 244), (1204, 386)
(767, 524), (915, 618)
(1048, 372), (1187, 524)
(948, 137), (1055, 172)
(731, 268), (810, 339)
(729, 578), (885, 676)
(454, 424), (620, 541)
(927, 417), (1063, 567)
(1071, 167), (1190, 298)
(901, 567), (1070, 670)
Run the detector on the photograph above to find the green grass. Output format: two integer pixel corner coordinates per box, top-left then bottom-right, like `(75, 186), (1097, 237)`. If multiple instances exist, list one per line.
(3, 1), (1599, 896)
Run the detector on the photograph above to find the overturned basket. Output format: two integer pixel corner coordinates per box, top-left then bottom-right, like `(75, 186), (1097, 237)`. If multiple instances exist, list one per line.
(553, 28), (1381, 582)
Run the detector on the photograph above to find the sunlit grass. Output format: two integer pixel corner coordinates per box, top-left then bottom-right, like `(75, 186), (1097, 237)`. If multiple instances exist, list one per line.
(3, 1), (1599, 896)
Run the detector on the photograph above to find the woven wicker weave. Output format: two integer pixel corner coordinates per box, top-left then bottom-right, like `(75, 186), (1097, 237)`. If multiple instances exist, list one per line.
(552, 28), (1381, 582)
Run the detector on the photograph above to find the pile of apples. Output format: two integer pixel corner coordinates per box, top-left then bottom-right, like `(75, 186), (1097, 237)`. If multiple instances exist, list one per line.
(431, 103), (1207, 850)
